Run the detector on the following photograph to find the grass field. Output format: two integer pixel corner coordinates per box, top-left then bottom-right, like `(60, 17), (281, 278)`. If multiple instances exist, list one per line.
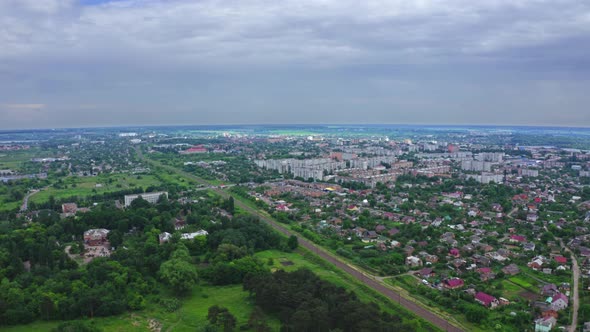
(29, 174), (165, 205)
(0, 200), (21, 212)
(0, 149), (45, 170)
(508, 275), (539, 291)
(0, 284), (278, 332)
(256, 250), (442, 332)
(256, 250), (356, 291)
(502, 280), (532, 300)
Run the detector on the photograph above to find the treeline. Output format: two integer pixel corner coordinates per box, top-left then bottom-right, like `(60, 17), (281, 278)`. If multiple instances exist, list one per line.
(0, 195), (286, 326)
(244, 268), (426, 332)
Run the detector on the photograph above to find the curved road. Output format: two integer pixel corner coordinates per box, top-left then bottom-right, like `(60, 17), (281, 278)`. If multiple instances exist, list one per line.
(20, 189), (40, 212)
(136, 148), (464, 332)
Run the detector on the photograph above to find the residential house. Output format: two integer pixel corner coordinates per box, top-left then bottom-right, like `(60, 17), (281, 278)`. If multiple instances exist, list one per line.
(502, 264), (520, 276)
(472, 255), (491, 266)
(449, 248), (461, 258)
(542, 284), (559, 297)
(549, 293), (568, 311)
(362, 230), (378, 242)
(83, 229), (109, 246)
(174, 218), (186, 230)
(554, 256), (567, 265)
(534, 317), (557, 332)
(443, 278), (465, 290)
(487, 251), (509, 262)
(452, 258), (467, 269)
(416, 267), (435, 278)
(475, 292), (499, 308)
(388, 228), (400, 237)
(479, 270), (496, 282)
(529, 256), (546, 271)
(509, 235), (526, 243)
(62, 203), (78, 214)
(390, 240), (402, 248)
(402, 216), (416, 224)
(406, 256), (423, 267)
(159, 232), (172, 244)
(424, 254), (440, 264)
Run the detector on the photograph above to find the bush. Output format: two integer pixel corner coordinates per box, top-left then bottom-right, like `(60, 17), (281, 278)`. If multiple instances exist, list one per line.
(336, 248), (353, 258)
(158, 298), (181, 312)
(52, 321), (102, 332)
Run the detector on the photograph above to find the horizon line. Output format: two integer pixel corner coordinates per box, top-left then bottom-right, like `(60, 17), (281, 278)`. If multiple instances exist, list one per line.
(2, 122), (590, 132)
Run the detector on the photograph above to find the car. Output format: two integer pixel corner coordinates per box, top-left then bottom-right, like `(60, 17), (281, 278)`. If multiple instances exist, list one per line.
(422, 279), (429, 285)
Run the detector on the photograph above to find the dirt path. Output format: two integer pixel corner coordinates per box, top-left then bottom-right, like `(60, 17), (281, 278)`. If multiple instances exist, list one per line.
(560, 239), (580, 332)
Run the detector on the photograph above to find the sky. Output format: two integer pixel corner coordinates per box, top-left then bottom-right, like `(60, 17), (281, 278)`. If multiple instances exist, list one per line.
(1, 0), (590, 129)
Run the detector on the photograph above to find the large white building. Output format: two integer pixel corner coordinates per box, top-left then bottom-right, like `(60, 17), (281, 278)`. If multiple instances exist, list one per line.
(124, 191), (168, 207)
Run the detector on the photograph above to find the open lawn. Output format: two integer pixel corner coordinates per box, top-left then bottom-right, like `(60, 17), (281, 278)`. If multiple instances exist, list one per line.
(0, 284), (278, 332)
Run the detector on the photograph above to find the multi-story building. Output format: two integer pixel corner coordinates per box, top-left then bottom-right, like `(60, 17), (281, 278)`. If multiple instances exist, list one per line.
(124, 191), (168, 207)
(462, 160), (492, 172)
(519, 168), (539, 177)
(476, 152), (504, 162)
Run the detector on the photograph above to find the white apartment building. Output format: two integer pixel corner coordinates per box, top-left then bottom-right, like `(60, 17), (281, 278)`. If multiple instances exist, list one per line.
(124, 191), (168, 207)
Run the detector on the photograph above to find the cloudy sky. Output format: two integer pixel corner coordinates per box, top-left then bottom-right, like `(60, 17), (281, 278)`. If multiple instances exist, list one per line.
(1, 0), (590, 129)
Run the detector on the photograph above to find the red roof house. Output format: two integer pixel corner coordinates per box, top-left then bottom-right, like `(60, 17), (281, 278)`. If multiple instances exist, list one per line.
(509, 235), (526, 243)
(443, 278), (465, 290)
(449, 248), (460, 257)
(475, 292), (499, 308)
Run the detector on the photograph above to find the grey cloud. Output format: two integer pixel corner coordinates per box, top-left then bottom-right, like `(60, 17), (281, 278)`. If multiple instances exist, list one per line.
(0, 0), (590, 129)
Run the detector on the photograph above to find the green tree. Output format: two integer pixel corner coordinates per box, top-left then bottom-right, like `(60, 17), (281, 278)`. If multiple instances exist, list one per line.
(159, 244), (198, 295)
(464, 304), (488, 323)
(287, 235), (298, 251)
(207, 305), (237, 332)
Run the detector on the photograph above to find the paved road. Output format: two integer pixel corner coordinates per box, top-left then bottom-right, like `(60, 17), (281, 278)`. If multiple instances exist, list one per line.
(136, 148), (464, 332)
(561, 239), (580, 332)
(20, 189), (40, 212)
